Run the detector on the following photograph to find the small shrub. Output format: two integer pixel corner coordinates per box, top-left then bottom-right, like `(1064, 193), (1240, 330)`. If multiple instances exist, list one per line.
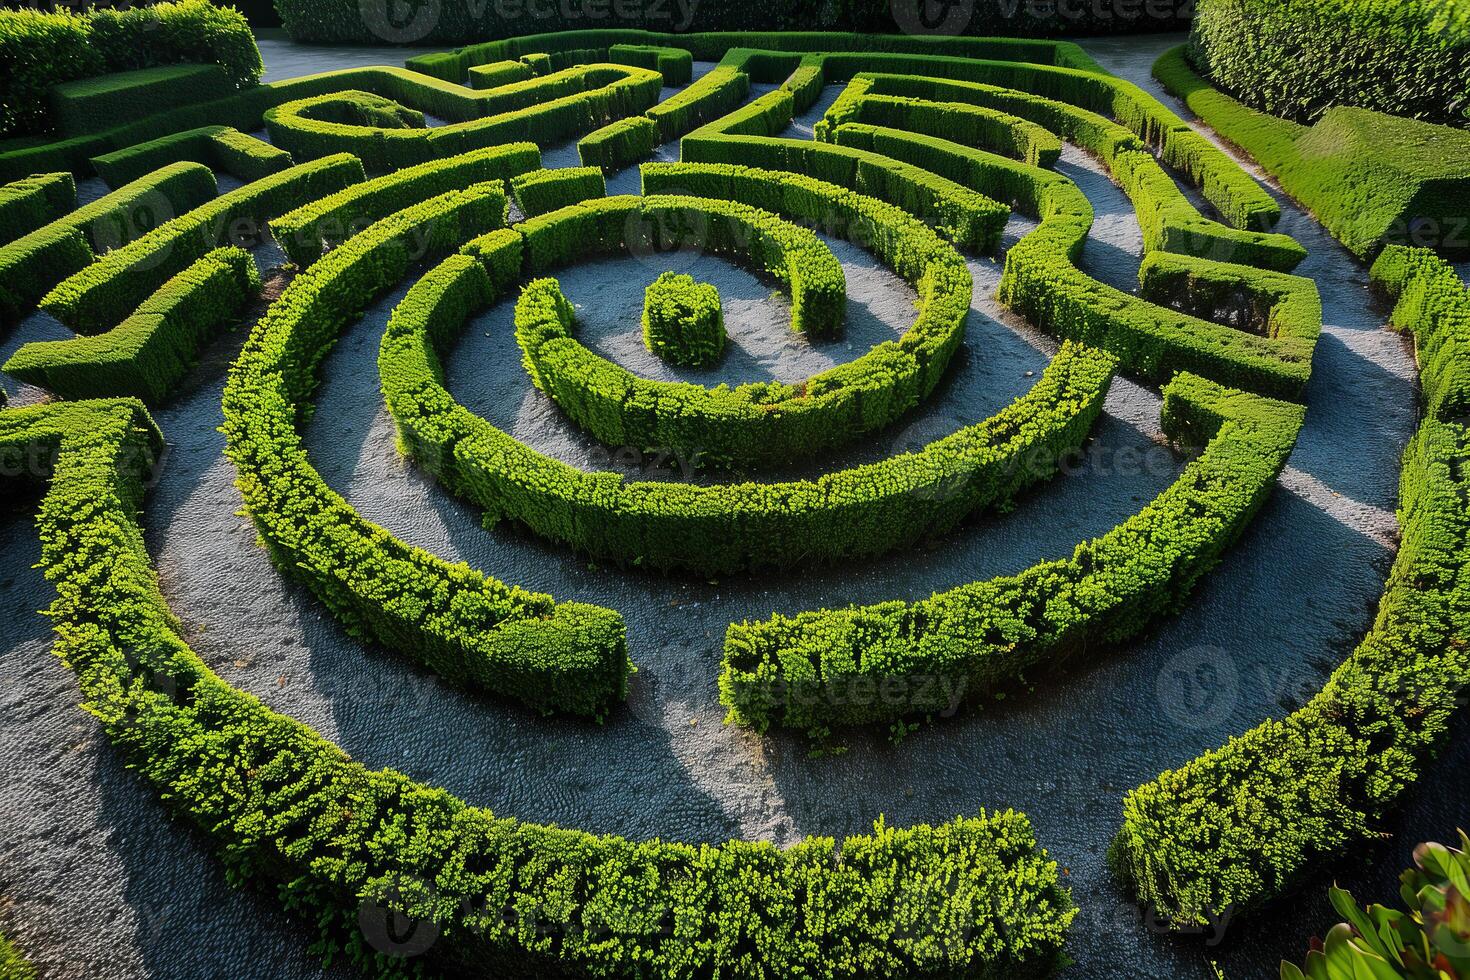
(641, 271), (725, 368)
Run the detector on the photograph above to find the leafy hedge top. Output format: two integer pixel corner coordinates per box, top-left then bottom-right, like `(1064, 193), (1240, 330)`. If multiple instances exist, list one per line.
(1189, 0), (1470, 126)
(0, 0), (261, 138)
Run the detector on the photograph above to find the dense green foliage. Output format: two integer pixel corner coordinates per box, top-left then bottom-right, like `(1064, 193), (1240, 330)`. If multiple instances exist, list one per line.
(4, 247), (259, 403)
(224, 183), (632, 717)
(1189, 0), (1470, 126)
(0, 0), (261, 138)
(576, 115), (659, 172)
(1281, 831), (1470, 980)
(1111, 247), (1470, 928)
(510, 165), (605, 217)
(89, 125), (291, 189)
(0, 171), (73, 245)
(40, 155), (363, 333)
(1156, 46), (1470, 259)
(639, 272), (725, 367)
(0, 161), (216, 324)
(269, 143), (537, 266)
(721, 375), (1304, 732)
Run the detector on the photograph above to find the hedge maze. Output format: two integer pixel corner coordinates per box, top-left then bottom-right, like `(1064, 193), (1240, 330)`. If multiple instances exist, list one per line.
(1, 18), (1462, 980)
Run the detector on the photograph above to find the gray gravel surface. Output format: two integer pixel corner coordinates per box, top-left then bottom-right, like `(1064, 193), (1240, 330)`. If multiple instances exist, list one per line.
(1, 33), (1461, 980)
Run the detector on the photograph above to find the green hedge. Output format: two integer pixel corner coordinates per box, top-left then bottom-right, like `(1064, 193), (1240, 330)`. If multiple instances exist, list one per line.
(4, 247), (259, 403)
(0, 399), (1080, 976)
(89, 125), (292, 189)
(50, 64), (235, 138)
(820, 71), (1305, 270)
(466, 58), (533, 90)
(1188, 0), (1470, 127)
(0, 160), (216, 324)
(40, 154), (364, 333)
(576, 115), (659, 172)
(518, 168), (973, 469)
(264, 66), (663, 173)
(223, 182), (631, 718)
(0, 171), (74, 244)
(510, 165), (605, 217)
(0, 930), (34, 980)
(822, 91), (1065, 169)
(608, 43), (694, 86)
(270, 143), (537, 267)
(721, 373), (1304, 732)
(639, 272), (725, 367)
(384, 240), (1108, 577)
(1111, 246), (1470, 929)
(0, 0), (261, 138)
(683, 88), (1011, 253)
(645, 65), (749, 142)
(1156, 46), (1470, 260)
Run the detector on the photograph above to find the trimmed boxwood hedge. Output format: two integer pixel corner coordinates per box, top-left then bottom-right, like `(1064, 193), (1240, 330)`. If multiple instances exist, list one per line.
(720, 373), (1306, 732)
(0, 0), (261, 139)
(40, 154), (365, 333)
(1188, 0), (1470, 127)
(264, 65), (662, 173)
(269, 143), (538, 267)
(466, 58), (534, 90)
(4, 247), (259, 404)
(516, 167), (975, 469)
(50, 64), (235, 138)
(0, 34), (1079, 183)
(223, 181), (631, 718)
(382, 238), (1112, 577)
(608, 43), (694, 86)
(639, 272), (725, 367)
(0, 171), (74, 245)
(0, 930), (34, 980)
(576, 115), (659, 173)
(88, 125), (292, 189)
(820, 71), (1305, 271)
(1110, 246), (1470, 929)
(510, 165), (606, 217)
(0, 401), (1079, 978)
(0, 160), (216, 325)
(683, 88), (1012, 254)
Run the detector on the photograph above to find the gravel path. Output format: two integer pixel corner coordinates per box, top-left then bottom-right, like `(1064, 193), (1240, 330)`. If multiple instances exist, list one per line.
(0, 34), (1458, 980)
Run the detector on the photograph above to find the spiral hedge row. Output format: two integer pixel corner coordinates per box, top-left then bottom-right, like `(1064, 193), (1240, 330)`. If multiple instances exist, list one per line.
(0, 26), (1383, 973)
(381, 207), (1114, 577)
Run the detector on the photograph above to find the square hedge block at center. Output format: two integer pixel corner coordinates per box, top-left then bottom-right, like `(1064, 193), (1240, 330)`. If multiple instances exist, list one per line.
(643, 272), (725, 368)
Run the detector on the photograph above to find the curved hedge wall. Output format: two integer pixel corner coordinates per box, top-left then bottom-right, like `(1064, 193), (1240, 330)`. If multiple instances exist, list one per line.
(1188, 0), (1470, 127)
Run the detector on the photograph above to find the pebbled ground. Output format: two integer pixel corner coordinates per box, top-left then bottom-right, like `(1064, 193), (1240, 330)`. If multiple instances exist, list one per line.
(0, 34), (1460, 980)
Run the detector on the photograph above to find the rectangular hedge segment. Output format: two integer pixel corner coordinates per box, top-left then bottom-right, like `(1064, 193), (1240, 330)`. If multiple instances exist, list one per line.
(50, 64), (236, 137)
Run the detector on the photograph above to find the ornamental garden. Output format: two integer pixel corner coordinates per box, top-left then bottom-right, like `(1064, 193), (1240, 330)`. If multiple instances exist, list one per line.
(0, 1), (1467, 978)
